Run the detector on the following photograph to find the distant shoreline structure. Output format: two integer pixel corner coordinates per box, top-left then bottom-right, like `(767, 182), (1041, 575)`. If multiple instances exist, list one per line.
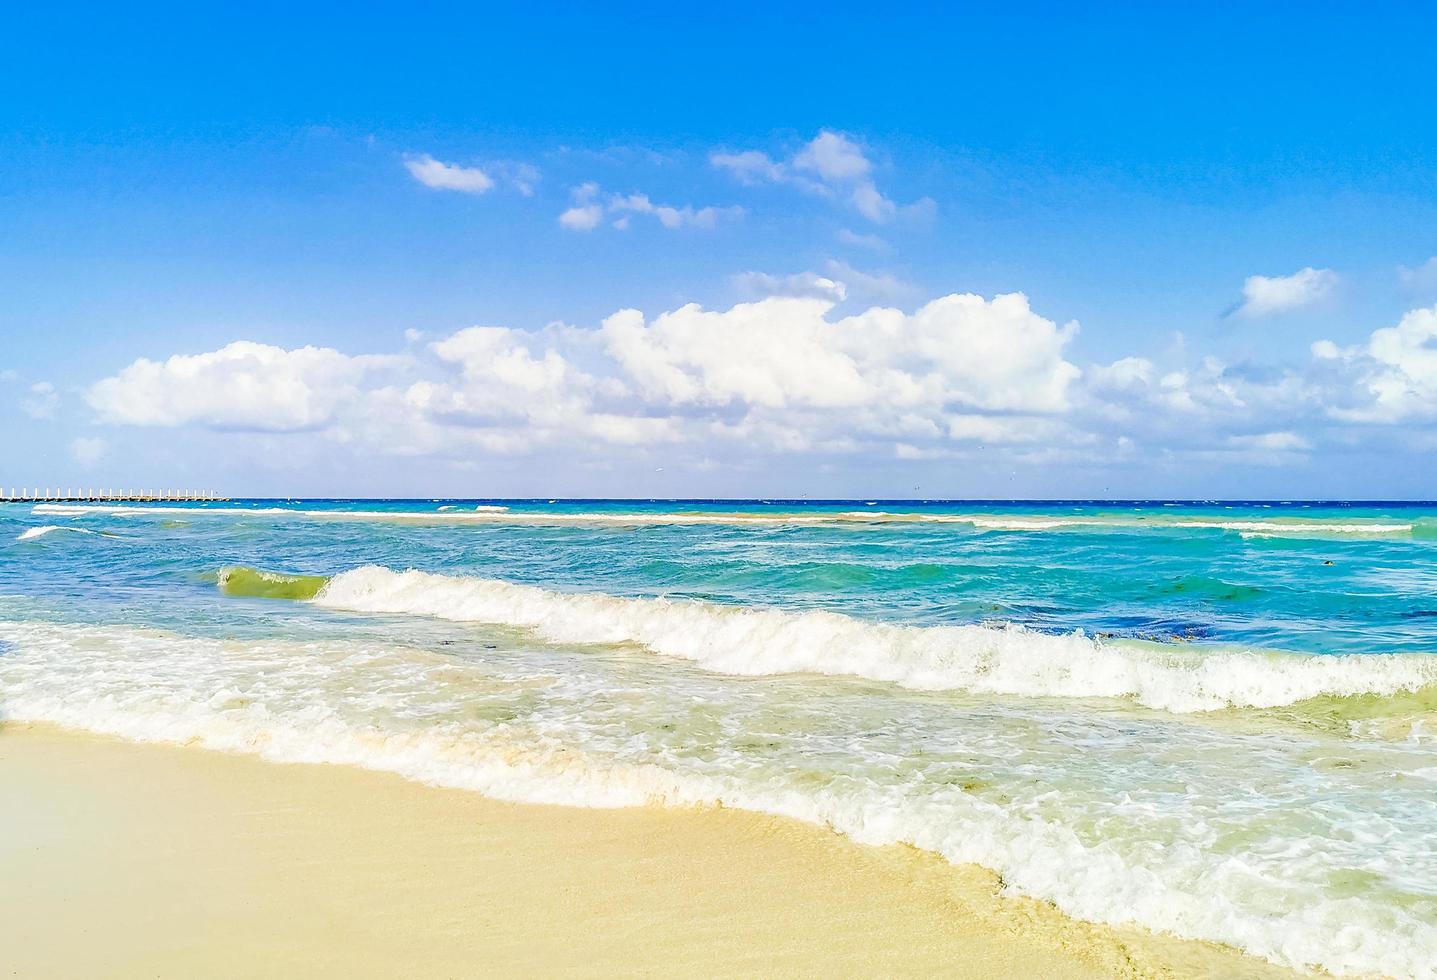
(1, 489), (227, 502)
(5, 495), (1436, 507)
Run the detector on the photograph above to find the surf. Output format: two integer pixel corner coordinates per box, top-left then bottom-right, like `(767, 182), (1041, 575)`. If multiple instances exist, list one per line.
(33, 502), (1418, 537)
(2, 615), (1433, 978)
(214, 565), (329, 601)
(15, 525), (107, 542)
(305, 565), (1437, 714)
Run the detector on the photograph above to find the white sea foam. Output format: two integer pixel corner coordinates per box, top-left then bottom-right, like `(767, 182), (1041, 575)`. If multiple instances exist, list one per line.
(31, 502), (1417, 536)
(313, 566), (1437, 713)
(1, 617), (1433, 978)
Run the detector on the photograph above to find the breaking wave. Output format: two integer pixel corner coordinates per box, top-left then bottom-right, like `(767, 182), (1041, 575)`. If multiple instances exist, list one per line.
(16, 525), (101, 542)
(214, 565), (328, 601)
(2, 616), (1434, 978)
(310, 566), (1437, 714)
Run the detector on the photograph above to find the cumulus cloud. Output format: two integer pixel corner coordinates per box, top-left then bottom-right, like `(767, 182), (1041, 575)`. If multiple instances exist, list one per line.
(558, 182), (741, 232)
(601, 292), (1080, 417)
(423, 327), (597, 428)
(1074, 346), (1327, 468)
(82, 293), (1083, 462)
(559, 183), (605, 230)
(86, 341), (399, 431)
(1088, 356), (1156, 392)
(794, 130), (872, 183)
(83, 292), (1437, 472)
(404, 154), (495, 194)
(712, 129), (933, 225)
(1236, 267), (1338, 317)
(1319, 305), (1437, 422)
(559, 203), (604, 231)
(404, 154), (538, 196)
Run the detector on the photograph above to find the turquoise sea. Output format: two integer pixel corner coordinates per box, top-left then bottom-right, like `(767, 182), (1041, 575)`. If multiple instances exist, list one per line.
(3, 499), (1437, 977)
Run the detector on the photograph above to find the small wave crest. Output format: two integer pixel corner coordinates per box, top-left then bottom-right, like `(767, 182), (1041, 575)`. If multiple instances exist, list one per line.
(16, 525), (99, 542)
(313, 566), (1437, 713)
(215, 565), (329, 601)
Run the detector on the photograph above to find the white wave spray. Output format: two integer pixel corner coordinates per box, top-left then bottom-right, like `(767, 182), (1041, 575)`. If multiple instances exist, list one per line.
(2, 617), (1434, 978)
(313, 566), (1437, 713)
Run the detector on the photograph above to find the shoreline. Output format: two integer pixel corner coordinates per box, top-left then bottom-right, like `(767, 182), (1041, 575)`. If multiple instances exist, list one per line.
(0, 721), (1297, 978)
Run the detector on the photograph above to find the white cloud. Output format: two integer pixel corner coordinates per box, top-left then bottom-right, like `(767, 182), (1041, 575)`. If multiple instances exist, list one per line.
(559, 183), (741, 232)
(945, 414), (1068, 444)
(20, 381), (58, 420)
(559, 203), (604, 230)
(70, 436), (107, 467)
(601, 298), (873, 410)
(794, 130), (872, 182)
(708, 150), (786, 186)
(851, 182), (896, 222)
(1237, 267), (1338, 317)
(732, 271), (848, 302)
(85, 291), (1437, 474)
(823, 260), (919, 304)
(610, 193), (742, 229)
(403, 327), (677, 452)
(1322, 305), (1437, 422)
(1077, 349), (1321, 461)
(712, 130), (932, 225)
(733, 262), (916, 306)
(428, 327), (592, 421)
(86, 341), (397, 431)
(404, 154), (495, 194)
(601, 292), (1079, 416)
(1088, 357), (1156, 391)
(83, 291), (1083, 465)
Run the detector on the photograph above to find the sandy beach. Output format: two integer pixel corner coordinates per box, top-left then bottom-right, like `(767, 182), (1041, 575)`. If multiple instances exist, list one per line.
(1, 722), (1294, 979)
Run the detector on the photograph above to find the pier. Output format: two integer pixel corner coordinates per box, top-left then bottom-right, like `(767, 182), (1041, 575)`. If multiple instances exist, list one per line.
(0, 489), (228, 502)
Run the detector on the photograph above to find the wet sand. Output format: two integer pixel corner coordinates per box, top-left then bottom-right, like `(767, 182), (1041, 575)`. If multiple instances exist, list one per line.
(0, 722), (1296, 978)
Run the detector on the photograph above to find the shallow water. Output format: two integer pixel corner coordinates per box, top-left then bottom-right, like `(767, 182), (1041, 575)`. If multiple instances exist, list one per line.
(3, 499), (1436, 977)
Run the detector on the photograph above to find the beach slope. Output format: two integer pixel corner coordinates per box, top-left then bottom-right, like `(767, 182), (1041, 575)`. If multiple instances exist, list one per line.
(1, 723), (1293, 978)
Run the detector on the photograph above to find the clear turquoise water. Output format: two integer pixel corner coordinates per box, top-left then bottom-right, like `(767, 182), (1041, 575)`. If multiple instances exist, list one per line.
(3, 499), (1436, 977)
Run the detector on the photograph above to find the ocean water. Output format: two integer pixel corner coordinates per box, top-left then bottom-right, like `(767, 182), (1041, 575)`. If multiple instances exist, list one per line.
(3, 499), (1437, 977)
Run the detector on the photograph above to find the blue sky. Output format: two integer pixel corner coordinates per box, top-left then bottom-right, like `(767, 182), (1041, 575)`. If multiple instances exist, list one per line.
(3, 2), (1437, 498)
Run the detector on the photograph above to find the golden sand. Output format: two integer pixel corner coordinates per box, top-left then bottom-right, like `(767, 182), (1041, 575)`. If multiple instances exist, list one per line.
(0, 723), (1296, 978)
